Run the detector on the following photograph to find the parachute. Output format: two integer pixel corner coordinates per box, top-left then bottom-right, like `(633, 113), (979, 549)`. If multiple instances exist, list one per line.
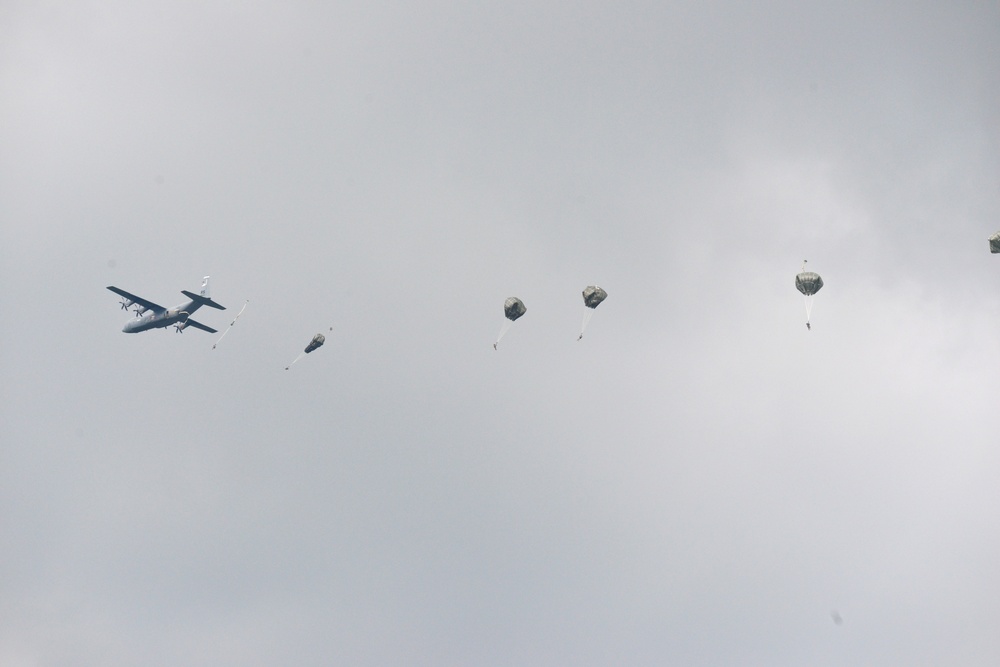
(304, 333), (326, 353)
(504, 297), (526, 321)
(578, 285), (608, 340)
(212, 299), (249, 350)
(286, 332), (327, 369)
(494, 297), (526, 349)
(582, 286), (607, 309)
(795, 261), (824, 330)
(795, 270), (824, 296)
(989, 232), (1000, 253)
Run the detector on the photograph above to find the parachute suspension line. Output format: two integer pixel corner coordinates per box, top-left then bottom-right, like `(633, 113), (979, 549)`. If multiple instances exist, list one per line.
(285, 351), (306, 370)
(212, 299), (249, 350)
(494, 320), (513, 349)
(579, 309), (594, 341)
(803, 295), (814, 322)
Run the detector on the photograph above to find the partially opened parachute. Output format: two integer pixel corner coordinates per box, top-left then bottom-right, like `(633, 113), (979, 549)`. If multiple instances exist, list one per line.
(578, 286), (608, 340)
(495, 297), (526, 349)
(795, 261), (823, 330)
(989, 232), (1000, 254)
(286, 332), (327, 369)
(304, 333), (326, 353)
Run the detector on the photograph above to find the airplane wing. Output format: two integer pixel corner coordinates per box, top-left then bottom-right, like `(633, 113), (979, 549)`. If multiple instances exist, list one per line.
(183, 318), (218, 334)
(106, 286), (166, 313)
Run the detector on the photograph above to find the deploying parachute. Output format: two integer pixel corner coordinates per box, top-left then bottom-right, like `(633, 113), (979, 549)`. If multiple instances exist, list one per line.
(286, 332), (327, 369)
(494, 297), (526, 350)
(795, 261), (824, 330)
(989, 232), (1000, 253)
(578, 285), (608, 340)
(212, 299), (249, 350)
(304, 333), (326, 353)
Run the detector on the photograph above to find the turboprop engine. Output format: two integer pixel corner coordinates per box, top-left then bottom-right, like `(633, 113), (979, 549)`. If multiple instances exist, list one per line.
(171, 310), (191, 333)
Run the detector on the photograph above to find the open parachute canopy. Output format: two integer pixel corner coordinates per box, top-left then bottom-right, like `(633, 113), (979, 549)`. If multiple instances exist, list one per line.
(990, 232), (1000, 254)
(795, 261), (823, 330)
(494, 297), (526, 349)
(795, 271), (824, 296)
(582, 285), (608, 309)
(503, 297), (526, 321)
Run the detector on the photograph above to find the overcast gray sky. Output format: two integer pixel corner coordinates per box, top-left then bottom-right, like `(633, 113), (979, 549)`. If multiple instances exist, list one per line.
(2, 1), (999, 665)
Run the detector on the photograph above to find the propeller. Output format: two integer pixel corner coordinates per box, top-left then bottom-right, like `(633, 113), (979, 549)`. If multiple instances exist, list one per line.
(119, 298), (131, 310)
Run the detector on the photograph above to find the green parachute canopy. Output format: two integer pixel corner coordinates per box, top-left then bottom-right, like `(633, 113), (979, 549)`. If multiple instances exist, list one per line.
(989, 232), (1000, 253)
(495, 297), (526, 349)
(503, 297), (526, 321)
(582, 285), (608, 309)
(304, 333), (325, 353)
(795, 271), (824, 296)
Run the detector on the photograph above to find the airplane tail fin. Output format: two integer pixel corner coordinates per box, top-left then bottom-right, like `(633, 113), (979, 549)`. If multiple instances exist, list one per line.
(182, 276), (226, 310)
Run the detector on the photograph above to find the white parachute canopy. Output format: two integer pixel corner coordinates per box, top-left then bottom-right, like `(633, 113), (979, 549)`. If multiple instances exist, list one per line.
(494, 297), (526, 349)
(212, 299), (249, 350)
(795, 260), (824, 329)
(578, 285), (608, 340)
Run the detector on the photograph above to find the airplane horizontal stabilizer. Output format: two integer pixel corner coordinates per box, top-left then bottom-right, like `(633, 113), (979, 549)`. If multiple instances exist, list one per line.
(184, 319), (218, 333)
(181, 291), (226, 310)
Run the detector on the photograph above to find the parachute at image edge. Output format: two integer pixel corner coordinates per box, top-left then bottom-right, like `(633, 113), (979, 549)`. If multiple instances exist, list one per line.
(989, 231), (1000, 253)
(494, 297), (526, 350)
(578, 285), (608, 340)
(795, 261), (823, 331)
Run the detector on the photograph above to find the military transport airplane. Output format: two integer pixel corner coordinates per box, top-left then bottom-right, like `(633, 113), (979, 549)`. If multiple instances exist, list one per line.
(107, 276), (225, 333)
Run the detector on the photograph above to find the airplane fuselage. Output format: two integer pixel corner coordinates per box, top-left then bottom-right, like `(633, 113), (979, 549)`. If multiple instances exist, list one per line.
(122, 299), (202, 333)
(109, 277), (225, 334)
